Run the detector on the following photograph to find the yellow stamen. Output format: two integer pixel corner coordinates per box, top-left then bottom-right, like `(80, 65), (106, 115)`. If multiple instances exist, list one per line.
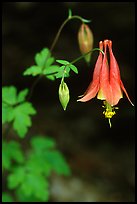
(102, 101), (118, 128)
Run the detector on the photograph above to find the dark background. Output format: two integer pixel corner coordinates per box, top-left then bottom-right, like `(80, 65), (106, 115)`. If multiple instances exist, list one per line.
(2, 2), (135, 202)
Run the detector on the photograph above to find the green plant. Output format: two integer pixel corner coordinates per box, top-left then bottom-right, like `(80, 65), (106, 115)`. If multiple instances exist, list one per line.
(2, 9), (90, 202)
(2, 136), (70, 202)
(2, 8), (134, 202)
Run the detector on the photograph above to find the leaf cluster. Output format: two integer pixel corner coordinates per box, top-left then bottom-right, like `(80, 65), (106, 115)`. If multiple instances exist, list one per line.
(3, 136), (71, 202)
(23, 48), (79, 81)
(2, 86), (36, 138)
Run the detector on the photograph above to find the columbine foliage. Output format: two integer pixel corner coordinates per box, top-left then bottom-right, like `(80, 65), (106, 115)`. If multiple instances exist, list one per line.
(2, 9), (92, 203)
(23, 48), (78, 81)
(2, 86), (36, 137)
(5, 136), (70, 202)
(56, 60), (78, 75)
(23, 48), (60, 80)
(2, 141), (25, 171)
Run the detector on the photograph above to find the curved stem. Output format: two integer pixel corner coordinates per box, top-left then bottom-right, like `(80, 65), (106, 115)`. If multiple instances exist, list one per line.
(50, 15), (84, 52)
(70, 48), (104, 65)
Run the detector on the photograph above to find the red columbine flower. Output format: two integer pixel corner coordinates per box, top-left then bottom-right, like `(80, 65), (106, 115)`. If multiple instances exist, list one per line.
(77, 39), (134, 127)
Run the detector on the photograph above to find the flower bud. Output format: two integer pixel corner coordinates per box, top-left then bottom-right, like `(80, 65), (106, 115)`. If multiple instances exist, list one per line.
(78, 23), (94, 63)
(59, 80), (70, 111)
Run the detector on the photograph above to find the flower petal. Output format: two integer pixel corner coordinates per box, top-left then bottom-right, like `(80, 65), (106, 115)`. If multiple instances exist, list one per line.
(120, 80), (134, 106)
(77, 41), (103, 102)
(98, 40), (113, 104)
(110, 79), (123, 106)
(108, 40), (121, 81)
(108, 40), (123, 105)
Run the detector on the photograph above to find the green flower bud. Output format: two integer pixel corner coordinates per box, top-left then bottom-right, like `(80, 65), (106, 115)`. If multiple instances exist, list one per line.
(78, 23), (94, 64)
(59, 80), (70, 111)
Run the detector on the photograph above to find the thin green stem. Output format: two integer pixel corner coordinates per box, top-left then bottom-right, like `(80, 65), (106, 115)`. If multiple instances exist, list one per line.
(70, 48), (104, 65)
(50, 15), (85, 52)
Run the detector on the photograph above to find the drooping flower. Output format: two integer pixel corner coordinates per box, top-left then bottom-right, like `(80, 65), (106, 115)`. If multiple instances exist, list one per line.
(77, 39), (134, 127)
(78, 23), (94, 64)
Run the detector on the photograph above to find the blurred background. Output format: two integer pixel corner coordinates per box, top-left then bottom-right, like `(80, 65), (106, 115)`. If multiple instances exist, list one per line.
(2, 2), (135, 202)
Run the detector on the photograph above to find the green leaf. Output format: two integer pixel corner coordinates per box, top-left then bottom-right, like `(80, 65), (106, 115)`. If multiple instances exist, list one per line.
(13, 102), (36, 138)
(45, 150), (71, 176)
(8, 167), (26, 189)
(9, 141), (25, 163)
(16, 188), (49, 202)
(9, 165), (49, 201)
(55, 66), (70, 78)
(56, 59), (70, 65)
(35, 48), (50, 67)
(15, 191), (36, 202)
(17, 89), (29, 103)
(45, 75), (56, 81)
(26, 153), (51, 176)
(26, 136), (57, 176)
(2, 86), (17, 105)
(2, 141), (25, 170)
(23, 48), (59, 79)
(31, 136), (56, 151)
(2, 192), (14, 202)
(2, 102), (14, 124)
(2, 142), (11, 170)
(20, 172), (49, 201)
(55, 66), (64, 78)
(23, 65), (42, 76)
(56, 60), (78, 76)
(70, 64), (78, 74)
(65, 66), (70, 74)
(28, 136), (71, 177)
(43, 65), (60, 75)
(45, 57), (55, 67)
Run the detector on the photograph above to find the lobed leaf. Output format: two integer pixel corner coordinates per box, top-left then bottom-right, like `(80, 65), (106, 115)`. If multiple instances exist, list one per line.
(23, 66), (42, 76)
(2, 141), (25, 170)
(31, 136), (56, 151)
(12, 102), (36, 138)
(45, 57), (55, 68)
(17, 89), (29, 103)
(35, 48), (50, 67)
(8, 165), (49, 201)
(2, 86), (17, 105)
(2, 102), (14, 124)
(45, 150), (71, 176)
(8, 167), (26, 189)
(43, 65), (60, 75)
